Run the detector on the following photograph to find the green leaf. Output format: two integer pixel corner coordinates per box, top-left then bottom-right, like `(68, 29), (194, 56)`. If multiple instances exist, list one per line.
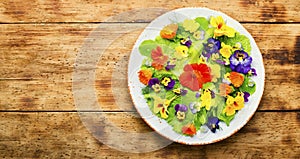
(211, 95), (226, 117)
(189, 46), (200, 64)
(153, 70), (178, 80)
(205, 28), (215, 39)
(218, 33), (252, 54)
(195, 17), (209, 31)
(194, 108), (207, 130)
(218, 113), (235, 126)
(239, 76), (256, 95)
(202, 82), (216, 90)
(139, 40), (157, 57)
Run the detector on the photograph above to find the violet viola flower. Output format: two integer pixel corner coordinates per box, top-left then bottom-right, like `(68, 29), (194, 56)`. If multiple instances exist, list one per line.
(202, 38), (221, 58)
(161, 77), (175, 90)
(173, 88), (187, 96)
(180, 37), (192, 48)
(249, 68), (257, 76)
(229, 50), (252, 74)
(165, 58), (176, 71)
(175, 104), (188, 114)
(148, 78), (161, 93)
(175, 104), (188, 120)
(180, 89), (188, 96)
(148, 78), (160, 87)
(243, 92), (250, 102)
(206, 117), (220, 133)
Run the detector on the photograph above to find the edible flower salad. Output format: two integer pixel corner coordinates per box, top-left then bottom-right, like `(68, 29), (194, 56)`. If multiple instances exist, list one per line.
(137, 16), (257, 136)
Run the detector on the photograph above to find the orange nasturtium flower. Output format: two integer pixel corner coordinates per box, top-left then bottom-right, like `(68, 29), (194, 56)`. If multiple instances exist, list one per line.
(229, 72), (244, 87)
(160, 23), (178, 39)
(219, 83), (232, 96)
(182, 123), (196, 136)
(151, 46), (169, 70)
(138, 69), (152, 85)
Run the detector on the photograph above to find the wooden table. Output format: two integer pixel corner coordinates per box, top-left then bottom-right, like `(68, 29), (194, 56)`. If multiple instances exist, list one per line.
(0, 0), (299, 158)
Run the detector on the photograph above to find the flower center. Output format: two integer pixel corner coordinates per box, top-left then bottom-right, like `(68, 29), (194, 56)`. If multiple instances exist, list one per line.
(218, 23), (222, 29)
(161, 77), (171, 86)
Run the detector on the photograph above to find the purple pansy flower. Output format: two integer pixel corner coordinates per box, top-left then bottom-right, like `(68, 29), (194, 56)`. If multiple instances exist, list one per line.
(175, 104), (188, 113)
(249, 68), (257, 76)
(202, 38), (221, 58)
(148, 78), (160, 87)
(161, 77), (175, 90)
(175, 104), (188, 120)
(180, 37), (192, 48)
(243, 92), (250, 102)
(229, 50), (252, 74)
(165, 59), (176, 71)
(206, 117), (220, 133)
(180, 89), (188, 96)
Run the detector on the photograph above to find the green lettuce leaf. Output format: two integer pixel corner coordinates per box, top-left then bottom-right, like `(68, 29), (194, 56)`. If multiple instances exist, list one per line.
(218, 113), (235, 126)
(195, 17), (209, 31)
(218, 33), (252, 54)
(239, 76), (256, 95)
(139, 40), (157, 57)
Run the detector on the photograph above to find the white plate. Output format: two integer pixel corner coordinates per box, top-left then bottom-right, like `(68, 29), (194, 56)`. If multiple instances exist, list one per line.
(128, 7), (265, 145)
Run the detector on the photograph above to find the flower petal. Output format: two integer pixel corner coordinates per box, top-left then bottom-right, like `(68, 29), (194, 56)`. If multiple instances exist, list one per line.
(182, 124), (196, 136)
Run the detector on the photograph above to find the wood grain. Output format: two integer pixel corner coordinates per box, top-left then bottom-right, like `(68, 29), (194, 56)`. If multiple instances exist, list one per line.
(0, 23), (299, 111)
(0, 112), (299, 158)
(0, 0), (299, 23)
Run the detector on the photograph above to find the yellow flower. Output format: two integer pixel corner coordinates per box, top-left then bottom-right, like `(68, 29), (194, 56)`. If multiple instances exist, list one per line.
(160, 107), (168, 119)
(220, 42), (233, 59)
(176, 111), (185, 120)
(233, 92), (244, 110)
(151, 84), (161, 93)
(199, 55), (206, 64)
(200, 89), (212, 110)
(183, 19), (200, 33)
(223, 95), (236, 116)
(153, 96), (164, 114)
(172, 88), (181, 94)
(232, 42), (242, 51)
(161, 77), (171, 86)
(210, 16), (235, 37)
(175, 45), (189, 59)
(223, 104), (235, 116)
(223, 93), (245, 116)
(152, 96), (170, 119)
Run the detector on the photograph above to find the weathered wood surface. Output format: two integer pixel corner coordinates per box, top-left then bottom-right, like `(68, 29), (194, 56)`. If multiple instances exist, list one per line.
(0, 112), (299, 158)
(0, 0), (299, 23)
(0, 24), (299, 111)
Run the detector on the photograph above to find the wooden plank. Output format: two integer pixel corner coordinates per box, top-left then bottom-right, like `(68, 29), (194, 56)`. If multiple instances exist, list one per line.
(0, 0), (299, 23)
(0, 112), (299, 158)
(0, 23), (299, 111)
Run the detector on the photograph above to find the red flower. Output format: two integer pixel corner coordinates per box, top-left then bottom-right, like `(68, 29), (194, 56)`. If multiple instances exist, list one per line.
(151, 46), (168, 70)
(179, 63), (212, 91)
(182, 124), (196, 136)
